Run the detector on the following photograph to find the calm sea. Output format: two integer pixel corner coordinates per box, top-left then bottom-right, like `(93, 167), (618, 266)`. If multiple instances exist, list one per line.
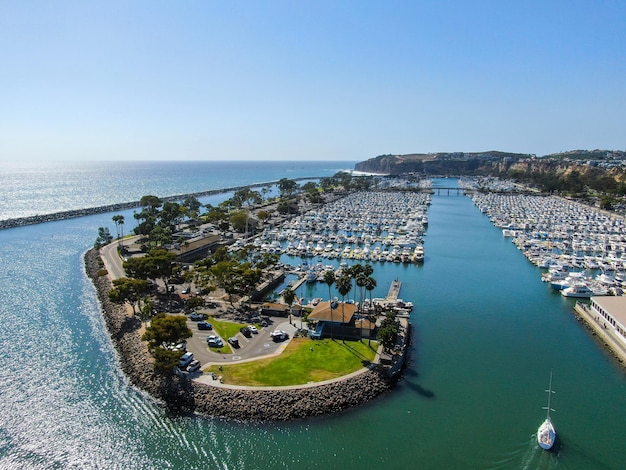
(0, 160), (355, 221)
(0, 169), (624, 469)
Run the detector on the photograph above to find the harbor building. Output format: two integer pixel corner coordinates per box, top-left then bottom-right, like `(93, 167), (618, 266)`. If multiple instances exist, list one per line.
(589, 296), (626, 344)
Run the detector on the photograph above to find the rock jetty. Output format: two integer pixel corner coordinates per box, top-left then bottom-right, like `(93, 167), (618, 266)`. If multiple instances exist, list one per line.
(1, 178), (316, 230)
(84, 248), (395, 421)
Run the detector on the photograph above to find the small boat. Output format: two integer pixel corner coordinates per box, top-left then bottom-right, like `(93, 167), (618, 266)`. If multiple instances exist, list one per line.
(537, 371), (556, 450)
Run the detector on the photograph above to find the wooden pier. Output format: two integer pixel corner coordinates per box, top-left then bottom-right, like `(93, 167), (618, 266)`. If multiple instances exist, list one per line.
(386, 279), (402, 301)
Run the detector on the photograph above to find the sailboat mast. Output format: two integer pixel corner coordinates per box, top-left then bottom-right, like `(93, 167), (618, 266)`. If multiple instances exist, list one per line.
(544, 369), (554, 419)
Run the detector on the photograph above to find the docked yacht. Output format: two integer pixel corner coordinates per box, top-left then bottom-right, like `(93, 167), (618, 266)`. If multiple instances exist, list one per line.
(560, 282), (607, 298)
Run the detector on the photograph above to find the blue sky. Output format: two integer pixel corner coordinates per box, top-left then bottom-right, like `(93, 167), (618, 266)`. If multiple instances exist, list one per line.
(1, 1), (624, 163)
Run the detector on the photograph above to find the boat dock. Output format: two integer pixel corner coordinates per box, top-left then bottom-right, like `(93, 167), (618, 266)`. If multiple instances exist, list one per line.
(386, 279), (402, 301)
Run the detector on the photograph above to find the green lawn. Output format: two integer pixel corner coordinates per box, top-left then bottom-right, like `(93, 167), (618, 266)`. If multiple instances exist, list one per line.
(205, 338), (378, 386)
(205, 317), (262, 354)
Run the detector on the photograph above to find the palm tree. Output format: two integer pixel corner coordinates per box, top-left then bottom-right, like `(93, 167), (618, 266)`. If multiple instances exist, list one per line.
(112, 215), (124, 239)
(364, 276), (377, 310)
(348, 263), (363, 304)
(283, 287), (296, 325)
(322, 269), (335, 302)
(336, 274), (352, 342)
(322, 269), (335, 339)
(112, 214), (125, 251)
(356, 273), (367, 314)
(364, 276), (377, 346)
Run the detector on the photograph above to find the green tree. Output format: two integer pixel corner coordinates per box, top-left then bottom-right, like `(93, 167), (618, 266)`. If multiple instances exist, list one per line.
(185, 296), (205, 312)
(160, 201), (183, 232)
(151, 347), (184, 374)
(143, 248), (178, 294)
(142, 313), (192, 374)
(257, 210), (271, 226)
(230, 210), (249, 233)
(182, 195), (202, 221)
(378, 311), (399, 351)
(133, 195), (162, 238)
(109, 277), (150, 315)
(94, 227), (113, 249)
(277, 178), (298, 198)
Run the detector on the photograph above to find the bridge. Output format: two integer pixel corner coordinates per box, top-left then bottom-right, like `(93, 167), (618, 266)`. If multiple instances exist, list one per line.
(420, 187), (541, 196)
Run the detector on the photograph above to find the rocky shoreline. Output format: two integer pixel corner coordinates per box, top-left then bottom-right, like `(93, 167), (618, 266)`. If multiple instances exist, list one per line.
(84, 248), (395, 421)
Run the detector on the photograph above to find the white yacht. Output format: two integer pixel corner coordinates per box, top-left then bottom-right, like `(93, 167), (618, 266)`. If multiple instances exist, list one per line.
(560, 282), (607, 298)
(537, 371), (556, 450)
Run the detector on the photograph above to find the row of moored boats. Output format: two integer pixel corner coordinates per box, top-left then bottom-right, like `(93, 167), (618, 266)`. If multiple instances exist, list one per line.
(241, 191), (430, 264)
(470, 190), (626, 298)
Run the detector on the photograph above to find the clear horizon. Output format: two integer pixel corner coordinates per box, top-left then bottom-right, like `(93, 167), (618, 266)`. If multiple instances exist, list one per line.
(1, 1), (624, 164)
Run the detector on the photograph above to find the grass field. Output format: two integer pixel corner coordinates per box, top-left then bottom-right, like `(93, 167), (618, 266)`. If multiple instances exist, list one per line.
(205, 337), (378, 386)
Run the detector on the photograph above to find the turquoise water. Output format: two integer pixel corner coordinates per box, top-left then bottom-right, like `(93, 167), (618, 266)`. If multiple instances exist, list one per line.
(1, 175), (625, 469)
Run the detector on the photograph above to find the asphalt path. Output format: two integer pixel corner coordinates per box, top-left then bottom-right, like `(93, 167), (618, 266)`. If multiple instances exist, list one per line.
(100, 237), (132, 281)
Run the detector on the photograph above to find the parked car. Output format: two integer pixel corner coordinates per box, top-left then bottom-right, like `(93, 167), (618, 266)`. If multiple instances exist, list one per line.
(228, 337), (240, 348)
(197, 321), (213, 330)
(189, 313), (205, 321)
(181, 288), (190, 294)
(239, 326), (252, 338)
(179, 351), (194, 368)
(207, 335), (224, 348)
(270, 330), (289, 341)
(248, 325), (258, 334)
(186, 360), (201, 373)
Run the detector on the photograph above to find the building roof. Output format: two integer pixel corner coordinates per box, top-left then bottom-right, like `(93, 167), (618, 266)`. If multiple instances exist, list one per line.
(355, 318), (376, 331)
(591, 296), (626, 326)
(262, 302), (289, 311)
(308, 301), (356, 324)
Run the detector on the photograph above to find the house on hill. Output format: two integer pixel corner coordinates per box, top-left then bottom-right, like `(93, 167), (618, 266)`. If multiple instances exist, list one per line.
(308, 301), (375, 340)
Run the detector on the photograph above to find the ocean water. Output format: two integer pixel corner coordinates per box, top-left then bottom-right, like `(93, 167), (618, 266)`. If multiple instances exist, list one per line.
(0, 170), (625, 469)
(0, 160), (355, 221)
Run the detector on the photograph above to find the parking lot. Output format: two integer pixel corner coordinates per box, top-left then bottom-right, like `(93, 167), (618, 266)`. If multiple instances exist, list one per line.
(183, 314), (300, 368)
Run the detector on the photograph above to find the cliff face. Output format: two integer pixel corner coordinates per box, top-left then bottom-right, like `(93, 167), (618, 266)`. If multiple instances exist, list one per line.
(354, 151), (531, 175)
(354, 151), (626, 182)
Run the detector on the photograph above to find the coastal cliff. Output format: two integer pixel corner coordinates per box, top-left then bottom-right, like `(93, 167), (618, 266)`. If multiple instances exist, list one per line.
(84, 248), (395, 421)
(354, 150), (626, 185)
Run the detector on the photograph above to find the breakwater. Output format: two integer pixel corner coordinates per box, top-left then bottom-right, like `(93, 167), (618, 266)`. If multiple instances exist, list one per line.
(1, 177), (318, 230)
(84, 248), (395, 421)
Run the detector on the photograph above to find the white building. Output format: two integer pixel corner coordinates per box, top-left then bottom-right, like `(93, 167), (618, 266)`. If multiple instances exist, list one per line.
(589, 296), (626, 344)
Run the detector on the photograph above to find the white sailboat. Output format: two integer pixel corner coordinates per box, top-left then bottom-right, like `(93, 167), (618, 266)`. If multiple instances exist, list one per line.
(537, 370), (556, 450)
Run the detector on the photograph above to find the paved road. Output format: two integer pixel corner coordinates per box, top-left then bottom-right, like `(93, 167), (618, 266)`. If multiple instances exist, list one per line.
(100, 237), (133, 281)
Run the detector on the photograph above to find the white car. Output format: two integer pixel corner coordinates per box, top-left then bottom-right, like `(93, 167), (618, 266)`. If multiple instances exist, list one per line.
(270, 330), (289, 341)
(248, 325), (258, 334)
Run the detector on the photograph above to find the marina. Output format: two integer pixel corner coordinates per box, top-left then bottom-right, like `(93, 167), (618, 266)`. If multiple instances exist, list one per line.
(468, 186), (626, 297)
(2, 172), (626, 469)
(248, 191), (430, 264)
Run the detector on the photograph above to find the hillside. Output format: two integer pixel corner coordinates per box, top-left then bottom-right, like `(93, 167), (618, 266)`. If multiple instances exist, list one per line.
(353, 150), (626, 194)
(354, 151), (532, 175)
